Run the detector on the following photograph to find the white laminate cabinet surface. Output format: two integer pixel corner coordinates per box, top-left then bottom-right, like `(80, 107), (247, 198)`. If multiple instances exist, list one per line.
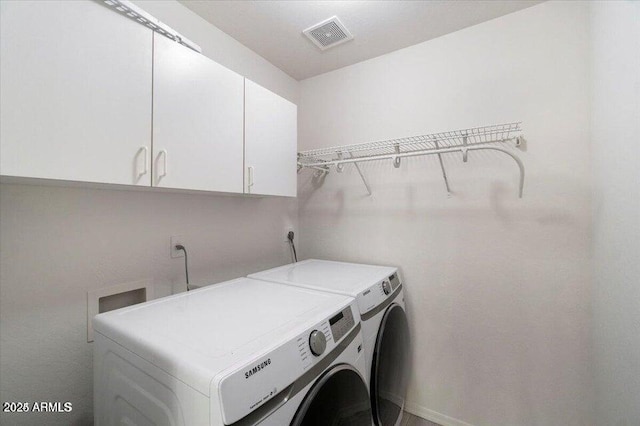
(152, 35), (244, 193)
(244, 80), (297, 197)
(0, 1), (153, 186)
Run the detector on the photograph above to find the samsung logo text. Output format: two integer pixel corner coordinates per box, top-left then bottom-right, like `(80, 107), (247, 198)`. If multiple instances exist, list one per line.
(245, 359), (271, 379)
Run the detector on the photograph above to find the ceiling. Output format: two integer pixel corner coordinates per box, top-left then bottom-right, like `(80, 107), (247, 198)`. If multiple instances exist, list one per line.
(180, 1), (544, 81)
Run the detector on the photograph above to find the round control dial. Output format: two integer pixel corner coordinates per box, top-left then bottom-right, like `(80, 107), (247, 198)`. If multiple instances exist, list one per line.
(382, 280), (391, 295)
(308, 330), (327, 356)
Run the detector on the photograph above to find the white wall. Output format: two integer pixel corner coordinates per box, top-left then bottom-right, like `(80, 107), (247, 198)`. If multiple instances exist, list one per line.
(591, 2), (640, 425)
(0, 1), (299, 425)
(298, 2), (593, 425)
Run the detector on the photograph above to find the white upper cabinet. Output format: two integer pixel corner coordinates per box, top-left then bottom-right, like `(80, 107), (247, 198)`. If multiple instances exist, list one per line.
(1, 2), (296, 197)
(0, 1), (153, 186)
(152, 35), (244, 193)
(244, 80), (297, 197)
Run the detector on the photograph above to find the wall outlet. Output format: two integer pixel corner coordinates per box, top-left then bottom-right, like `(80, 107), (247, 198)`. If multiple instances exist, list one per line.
(286, 228), (295, 242)
(170, 236), (184, 258)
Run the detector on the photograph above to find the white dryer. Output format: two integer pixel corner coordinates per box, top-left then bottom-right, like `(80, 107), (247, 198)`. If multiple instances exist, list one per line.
(249, 259), (410, 426)
(93, 277), (372, 426)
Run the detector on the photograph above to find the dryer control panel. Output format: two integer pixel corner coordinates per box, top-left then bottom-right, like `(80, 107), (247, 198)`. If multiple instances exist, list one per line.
(357, 269), (402, 316)
(389, 272), (401, 290)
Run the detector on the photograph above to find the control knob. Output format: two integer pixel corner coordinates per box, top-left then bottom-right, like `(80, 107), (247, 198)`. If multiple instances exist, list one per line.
(308, 330), (327, 356)
(382, 280), (391, 295)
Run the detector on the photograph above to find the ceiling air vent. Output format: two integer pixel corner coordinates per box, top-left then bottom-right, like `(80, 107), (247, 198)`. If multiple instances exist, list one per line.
(303, 16), (354, 51)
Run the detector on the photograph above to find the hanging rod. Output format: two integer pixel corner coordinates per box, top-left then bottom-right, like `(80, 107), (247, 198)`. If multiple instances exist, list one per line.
(297, 122), (525, 198)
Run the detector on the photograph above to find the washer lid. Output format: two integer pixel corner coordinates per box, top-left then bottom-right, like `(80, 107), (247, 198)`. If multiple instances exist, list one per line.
(249, 259), (397, 297)
(93, 277), (352, 396)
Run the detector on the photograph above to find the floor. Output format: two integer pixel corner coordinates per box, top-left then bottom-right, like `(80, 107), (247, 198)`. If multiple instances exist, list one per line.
(402, 411), (441, 426)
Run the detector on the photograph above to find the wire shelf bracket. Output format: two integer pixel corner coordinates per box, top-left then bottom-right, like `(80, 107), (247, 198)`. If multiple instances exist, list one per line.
(297, 122), (526, 198)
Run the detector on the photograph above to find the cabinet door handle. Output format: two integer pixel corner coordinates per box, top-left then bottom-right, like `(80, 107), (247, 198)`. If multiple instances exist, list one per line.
(247, 166), (254, 193)
(137, 146), (148, 177)
(158, 150), (168, 178)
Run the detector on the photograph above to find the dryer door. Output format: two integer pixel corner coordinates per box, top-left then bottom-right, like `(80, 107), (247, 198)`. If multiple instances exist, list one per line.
(371, 304), (410, 426)
(291, 364), (372, 426)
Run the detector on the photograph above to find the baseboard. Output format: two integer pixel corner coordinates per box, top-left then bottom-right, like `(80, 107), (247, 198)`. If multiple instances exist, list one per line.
(404, 401), (475, 426)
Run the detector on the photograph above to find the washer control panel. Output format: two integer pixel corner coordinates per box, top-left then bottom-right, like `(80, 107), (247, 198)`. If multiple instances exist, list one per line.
(329, 306), (355, 343)
(220, 300), (362, 425)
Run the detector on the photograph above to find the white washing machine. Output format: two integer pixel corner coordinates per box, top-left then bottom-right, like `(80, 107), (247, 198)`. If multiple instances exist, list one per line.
(93, 277), (373, 426)
(249, 259), (410, 426)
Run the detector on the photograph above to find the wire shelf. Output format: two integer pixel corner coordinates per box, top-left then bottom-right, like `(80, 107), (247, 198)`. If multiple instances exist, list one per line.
(297, 122), (525, 197)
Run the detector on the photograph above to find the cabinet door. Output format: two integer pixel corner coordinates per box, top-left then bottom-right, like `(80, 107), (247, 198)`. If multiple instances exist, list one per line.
(0, 1), (152, 186)
(152, 35), (244, 193)
(244, 80), (297, 197)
